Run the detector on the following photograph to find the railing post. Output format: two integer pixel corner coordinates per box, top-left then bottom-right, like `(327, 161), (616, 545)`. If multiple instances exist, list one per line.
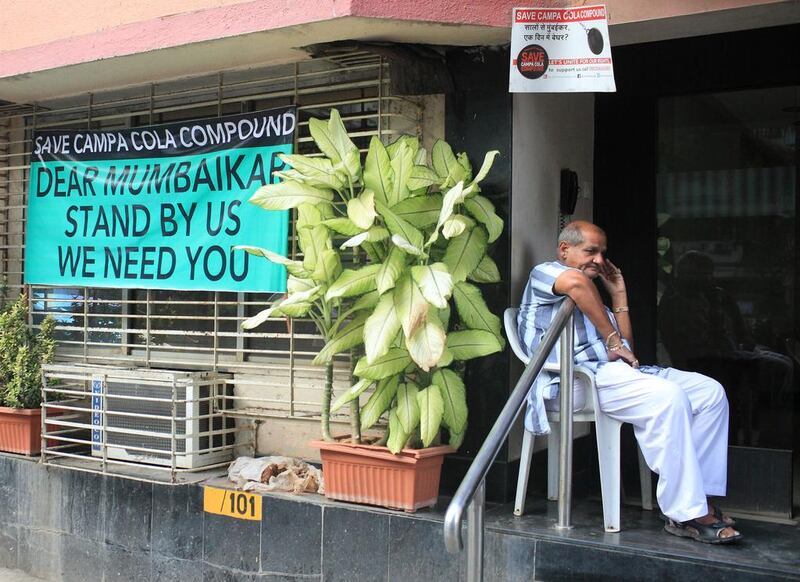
(556, 311), (575, 529)
(443, 300), (575, 557)
(466, 479), (485, 582)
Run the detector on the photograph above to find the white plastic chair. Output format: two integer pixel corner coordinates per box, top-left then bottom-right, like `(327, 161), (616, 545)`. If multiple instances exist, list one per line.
(504, 307), (653, 532)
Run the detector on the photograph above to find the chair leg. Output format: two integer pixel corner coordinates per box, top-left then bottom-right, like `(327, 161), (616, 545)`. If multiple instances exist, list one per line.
(637, 445), (653, 511)
(514, 430), (535, 516)
(547, 425), (560, 501)
(594, 414), (622, 533)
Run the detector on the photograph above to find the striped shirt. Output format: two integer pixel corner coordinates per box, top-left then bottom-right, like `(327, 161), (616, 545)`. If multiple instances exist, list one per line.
(517, 261), (623, 434)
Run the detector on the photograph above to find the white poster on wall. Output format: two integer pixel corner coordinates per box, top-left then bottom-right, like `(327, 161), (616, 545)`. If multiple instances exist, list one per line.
(509, 5), (616, 93)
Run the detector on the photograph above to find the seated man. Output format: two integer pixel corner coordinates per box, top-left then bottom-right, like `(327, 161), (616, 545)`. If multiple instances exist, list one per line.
(517, 220), (741, 544)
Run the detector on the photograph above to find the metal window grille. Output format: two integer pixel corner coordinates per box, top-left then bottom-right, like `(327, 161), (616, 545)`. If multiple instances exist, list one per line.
(0, 52), (422, 424)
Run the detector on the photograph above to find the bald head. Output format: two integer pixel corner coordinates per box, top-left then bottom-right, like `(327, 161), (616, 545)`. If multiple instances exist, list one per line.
(557, 221), (606, 247)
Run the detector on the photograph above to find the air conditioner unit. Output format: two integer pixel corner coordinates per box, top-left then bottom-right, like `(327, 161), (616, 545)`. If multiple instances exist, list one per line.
(43, 365), (236, 470)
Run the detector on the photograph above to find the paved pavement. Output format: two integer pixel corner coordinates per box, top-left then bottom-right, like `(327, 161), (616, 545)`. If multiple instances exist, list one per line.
(0, 567), (46, 581)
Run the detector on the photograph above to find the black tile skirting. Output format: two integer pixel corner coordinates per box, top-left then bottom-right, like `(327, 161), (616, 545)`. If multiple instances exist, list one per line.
(0, 454), (797, 582)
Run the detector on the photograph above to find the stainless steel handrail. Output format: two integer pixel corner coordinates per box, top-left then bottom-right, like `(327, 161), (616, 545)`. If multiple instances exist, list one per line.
(443, 299), (576, 581)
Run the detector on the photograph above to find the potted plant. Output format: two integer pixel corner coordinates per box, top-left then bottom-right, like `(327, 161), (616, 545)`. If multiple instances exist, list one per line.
(0, 294), (56, 455)
(237, 110), (504, 511)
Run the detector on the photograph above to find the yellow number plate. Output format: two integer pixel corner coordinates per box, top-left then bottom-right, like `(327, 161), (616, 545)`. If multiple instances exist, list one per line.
(203, 486), (262, 521)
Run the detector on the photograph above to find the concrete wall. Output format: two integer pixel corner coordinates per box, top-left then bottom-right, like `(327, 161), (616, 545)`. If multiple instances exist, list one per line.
(0, 0), (255, 52)
(507, 92), (595, 459)
(509, 92), (595, 311)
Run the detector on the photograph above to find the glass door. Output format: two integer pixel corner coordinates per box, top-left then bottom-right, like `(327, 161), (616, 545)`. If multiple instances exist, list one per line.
(656, 87), (799, 516)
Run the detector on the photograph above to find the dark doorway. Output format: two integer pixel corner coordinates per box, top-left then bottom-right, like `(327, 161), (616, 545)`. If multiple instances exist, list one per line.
(595, 25), (800, 519)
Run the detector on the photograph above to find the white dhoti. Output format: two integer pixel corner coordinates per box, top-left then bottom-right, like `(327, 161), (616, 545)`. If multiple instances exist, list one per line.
(593, 361), (729, 522)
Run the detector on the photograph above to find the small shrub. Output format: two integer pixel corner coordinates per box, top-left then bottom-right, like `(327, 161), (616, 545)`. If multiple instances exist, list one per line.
(0, 295), (56, 408)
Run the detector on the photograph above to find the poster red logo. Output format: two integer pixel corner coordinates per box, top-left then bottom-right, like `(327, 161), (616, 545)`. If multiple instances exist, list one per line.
(516, 44), (549, 79)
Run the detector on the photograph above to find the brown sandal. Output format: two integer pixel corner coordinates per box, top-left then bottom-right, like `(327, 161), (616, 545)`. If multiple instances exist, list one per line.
(664, 517), (742, 545)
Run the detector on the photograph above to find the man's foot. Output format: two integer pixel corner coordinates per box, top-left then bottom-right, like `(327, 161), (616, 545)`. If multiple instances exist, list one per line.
(664, 512), (742, 544)
(709, 503), (736, 527)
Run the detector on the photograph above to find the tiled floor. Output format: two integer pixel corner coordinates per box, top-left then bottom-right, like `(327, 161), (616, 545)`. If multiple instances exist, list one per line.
(481, 496), (800, 579)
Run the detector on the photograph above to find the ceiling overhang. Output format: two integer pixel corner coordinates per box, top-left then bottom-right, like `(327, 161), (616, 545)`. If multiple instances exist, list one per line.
(0, 0), (797, 103)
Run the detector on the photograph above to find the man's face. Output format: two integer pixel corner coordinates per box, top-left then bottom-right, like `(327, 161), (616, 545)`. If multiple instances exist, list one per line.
(560, 228), (607, 279)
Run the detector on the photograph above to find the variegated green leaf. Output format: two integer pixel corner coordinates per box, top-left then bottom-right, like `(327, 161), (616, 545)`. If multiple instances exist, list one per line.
(391, 194), (443, 228)
(275, 302), (313, 318)
(414, 147), (427, 166)
(410, 263), (453, 309)
(442, 214), (475, 240)
(308, 117), (342, 164)
(367, 226), (390, 242)
(313, 312), (369, 365)
(436, 181), (465, 231)
(472, 150), (498, 184)
(393, 275), (429, 340)
(432, 139), (458, 180)
(389, 142), (413, 205)
(250, 181), (333, 210)
(327, 109), (361, 178)
(364, 136), (394, 205)
(296, 202), (328, 230)
(446, 329), (502, 361)
(437, 305), (451, 328)
(233, 245), (309, 277)
(300, 224), (331, 274)
(378, 200), (424, 252)
(442, 227), (487, 283)
(387, 135), (419, 159)
(407, 165), (440, 191)
(360, 375), (400, 430)
(452, 282), (502, 339)
(323, 218), (362, 236)
(339, 227), (389, 249)
(325, 264), (382, 300)
(407, 318), (446, 372)
(391, 235), (426, 257)
(287, 275), (316, 294)
(313, 249), (341, 283)
(353, 348), (412, 380)
(396, 382), (420, 434)
(433, 369), (467, 434)
(242, 286), (319, 329)
(457, 152), (473, 180)
(278, 153), (344, 190)
(417, 386), (445, 447)
(351, 290), (380, 312)
(339, 232), (369, 249)
(330, 378), (373, 413)
(376, 246), (407, 295)
(449, 429), (466, 449)
(347, 190), (377, 230)
(468, 255), (501, 283)
(241, 304), (281, 330)
(282, 285), (323, 306)
(464, 195), (503, 243)
(361, 241), (386, 263)
(387, 408), (410, 454)
(364, 293), (402, 363)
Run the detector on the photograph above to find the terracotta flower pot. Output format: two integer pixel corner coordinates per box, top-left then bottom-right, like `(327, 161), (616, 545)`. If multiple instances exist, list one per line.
(310, 439), (454, 512)
(0, 406), (42, 455)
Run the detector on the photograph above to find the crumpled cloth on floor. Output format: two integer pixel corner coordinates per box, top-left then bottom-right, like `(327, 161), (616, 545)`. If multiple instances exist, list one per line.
(227, 456), (324, 494)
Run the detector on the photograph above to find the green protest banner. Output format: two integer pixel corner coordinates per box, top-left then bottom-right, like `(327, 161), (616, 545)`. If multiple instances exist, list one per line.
(25, 106), (295, 293)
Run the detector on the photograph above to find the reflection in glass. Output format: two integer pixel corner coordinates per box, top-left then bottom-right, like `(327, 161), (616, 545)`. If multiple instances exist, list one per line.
(656, 87), (798, 450)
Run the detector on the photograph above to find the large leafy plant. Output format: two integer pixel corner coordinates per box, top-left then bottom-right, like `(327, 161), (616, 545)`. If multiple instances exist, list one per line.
(0, 294), (56, 409)
(238, 110), (504, 452)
